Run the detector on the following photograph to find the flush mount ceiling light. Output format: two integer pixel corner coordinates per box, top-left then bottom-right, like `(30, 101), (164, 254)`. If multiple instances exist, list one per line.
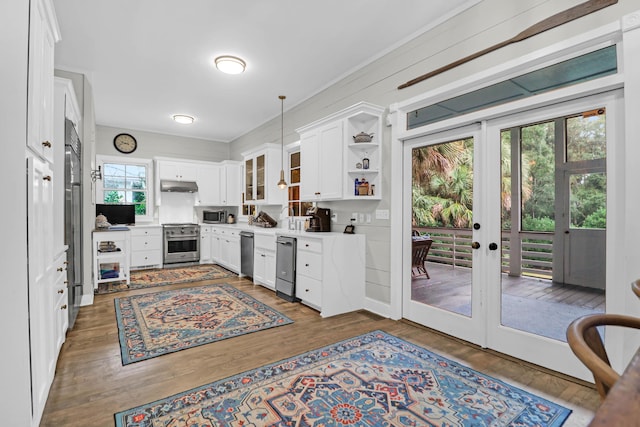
(215, 55), (246, 74)
(172, 114), (194, 124)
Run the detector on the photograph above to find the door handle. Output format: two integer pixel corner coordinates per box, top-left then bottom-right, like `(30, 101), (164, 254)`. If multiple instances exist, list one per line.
(471, 242), (480, 249)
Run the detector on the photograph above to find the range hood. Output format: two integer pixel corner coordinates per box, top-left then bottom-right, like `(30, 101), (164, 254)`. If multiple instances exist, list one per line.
(160, 180), (199, 193)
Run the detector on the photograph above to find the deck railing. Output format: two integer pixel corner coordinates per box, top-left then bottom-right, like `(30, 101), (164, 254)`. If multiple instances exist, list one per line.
(413, 227), (554, 279)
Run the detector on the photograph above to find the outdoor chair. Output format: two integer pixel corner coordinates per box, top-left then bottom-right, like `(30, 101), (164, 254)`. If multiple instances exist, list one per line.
(633, 279), (640, 299)
(566, 313), (640, 400)
(411, 233), (433, 278)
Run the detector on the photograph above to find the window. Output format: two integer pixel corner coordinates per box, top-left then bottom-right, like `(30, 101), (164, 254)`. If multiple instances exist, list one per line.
(288, 150), (311, 216)
(96, 156), (153, 222)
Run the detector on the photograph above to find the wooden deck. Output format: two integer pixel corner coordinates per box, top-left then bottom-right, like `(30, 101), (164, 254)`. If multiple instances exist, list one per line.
(412, 261), (605, 341)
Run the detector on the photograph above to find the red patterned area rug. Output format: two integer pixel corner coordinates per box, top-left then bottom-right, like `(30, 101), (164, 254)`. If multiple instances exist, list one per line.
(115, 284), (293, 365)
(95, 264), (236, 294)
(115, 330), (571, 426)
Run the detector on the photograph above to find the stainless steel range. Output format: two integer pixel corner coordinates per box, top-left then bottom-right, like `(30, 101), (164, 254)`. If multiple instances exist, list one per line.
(163, 223), (200, 266)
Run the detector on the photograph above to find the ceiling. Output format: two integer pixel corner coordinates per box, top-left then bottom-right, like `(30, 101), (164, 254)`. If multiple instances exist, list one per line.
(53, 0), (477, 142)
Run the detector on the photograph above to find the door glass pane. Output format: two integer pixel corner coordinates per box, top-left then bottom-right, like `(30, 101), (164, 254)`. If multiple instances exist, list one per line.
(569, 173), (606, 229)
(500, 115), (605, 343)
(411, 137), (474, 317)
(566, 110), (606, 161)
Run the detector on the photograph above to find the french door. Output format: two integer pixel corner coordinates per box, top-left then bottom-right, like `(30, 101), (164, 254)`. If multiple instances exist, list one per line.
(403, 91), (621, 381)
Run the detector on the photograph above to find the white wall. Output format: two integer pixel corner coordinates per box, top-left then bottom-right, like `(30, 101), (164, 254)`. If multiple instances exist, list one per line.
(96, 125), (230, 161)
(0, 0), (36, 424)
(228, 0), (634, 313)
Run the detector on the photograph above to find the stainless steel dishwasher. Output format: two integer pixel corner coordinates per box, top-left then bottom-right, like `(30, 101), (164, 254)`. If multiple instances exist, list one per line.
(240, 231), (254, 278)
(275, 236), (299, 302)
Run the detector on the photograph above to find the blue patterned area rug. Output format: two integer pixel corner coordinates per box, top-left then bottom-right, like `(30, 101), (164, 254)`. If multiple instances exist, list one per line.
(114, 330), (571, 426)
(115, 284), (293, 365)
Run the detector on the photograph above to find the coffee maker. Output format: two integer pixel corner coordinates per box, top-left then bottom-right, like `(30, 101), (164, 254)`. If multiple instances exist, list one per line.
(306, 206), (331, 232)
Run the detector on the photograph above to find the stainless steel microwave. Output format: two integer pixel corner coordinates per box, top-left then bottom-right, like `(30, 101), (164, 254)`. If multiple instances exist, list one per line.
(203, 210), (227, 224)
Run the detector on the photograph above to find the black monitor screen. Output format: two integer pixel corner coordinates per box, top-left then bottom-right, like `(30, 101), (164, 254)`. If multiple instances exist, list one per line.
(95, 204), (135, 225)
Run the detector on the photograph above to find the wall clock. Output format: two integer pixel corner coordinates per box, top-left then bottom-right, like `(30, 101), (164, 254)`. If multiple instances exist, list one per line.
(113, 133), (137, 154)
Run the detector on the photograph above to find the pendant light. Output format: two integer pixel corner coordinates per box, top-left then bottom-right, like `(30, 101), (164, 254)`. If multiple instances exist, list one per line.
(277, 95), (288, 189)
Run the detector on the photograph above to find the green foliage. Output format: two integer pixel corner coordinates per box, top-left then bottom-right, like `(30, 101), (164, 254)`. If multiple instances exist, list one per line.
(522, 216), (555, 232)
(583, 207), (606, 229)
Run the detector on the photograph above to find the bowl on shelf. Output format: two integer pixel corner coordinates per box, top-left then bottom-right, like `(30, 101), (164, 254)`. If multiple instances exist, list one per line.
(353, 132), (374, 143)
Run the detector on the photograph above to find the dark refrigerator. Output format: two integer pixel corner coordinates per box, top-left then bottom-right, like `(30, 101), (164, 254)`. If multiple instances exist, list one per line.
(65, 119), (82, 328)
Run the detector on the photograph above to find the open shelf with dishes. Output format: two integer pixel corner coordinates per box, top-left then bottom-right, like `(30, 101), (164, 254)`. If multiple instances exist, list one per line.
(344, 109), (383, 200)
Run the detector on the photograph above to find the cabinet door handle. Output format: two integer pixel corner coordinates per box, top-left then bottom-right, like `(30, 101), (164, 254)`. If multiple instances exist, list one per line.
(43, 175), (52, 181)
(57, 289), (64, 294)
(314, 192), (320, 195)
(57, 267), (63, 272)
(305, 263), (309, 267)
(60, 304), (67, 310)
(42, 141), (52, 148)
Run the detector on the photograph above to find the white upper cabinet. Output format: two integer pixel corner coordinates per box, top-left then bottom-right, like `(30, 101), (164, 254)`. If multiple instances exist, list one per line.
(222, 161), (242, 206)
(296, 102), (384, 201)
(299, 122), (343, 201)
(27, 0), (60, 163)
(196, 163), (222, 205)
(157, 160), (198, 182)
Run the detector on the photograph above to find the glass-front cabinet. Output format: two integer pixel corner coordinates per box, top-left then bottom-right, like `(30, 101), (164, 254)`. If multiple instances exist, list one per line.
(242, 144), (284, 206)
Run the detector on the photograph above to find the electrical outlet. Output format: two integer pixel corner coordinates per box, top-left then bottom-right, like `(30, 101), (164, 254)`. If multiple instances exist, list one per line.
(331, 213), (337, 223)
(352, 212), (358, 223)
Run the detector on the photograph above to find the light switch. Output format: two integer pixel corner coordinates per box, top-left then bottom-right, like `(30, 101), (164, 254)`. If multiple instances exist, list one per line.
(358, 213), (365, 223)
(366, 213), (372, 223)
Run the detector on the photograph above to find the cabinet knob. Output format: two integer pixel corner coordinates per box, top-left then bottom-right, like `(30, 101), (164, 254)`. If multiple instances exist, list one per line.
(60, 304), (67, 310)
(305, 263), (309, 267)
(305, 289), (309, 292)
(57, 289), (64, 294)
(43, 175), (52, 181)
(42, 141), (52, 148)
(314, 192), (320, 196)
(305, 244), (309, 247)
(63, 261), (69, 265)
(64, 280), (68, 284)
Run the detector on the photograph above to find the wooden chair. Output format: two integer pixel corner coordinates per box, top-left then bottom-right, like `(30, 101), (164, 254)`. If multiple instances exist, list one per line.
(566, 313), (640, 400)
(411, 238), (433, 278)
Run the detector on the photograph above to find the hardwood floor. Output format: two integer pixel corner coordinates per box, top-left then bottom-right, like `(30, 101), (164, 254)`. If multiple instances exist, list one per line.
(41, 275), (600, 426)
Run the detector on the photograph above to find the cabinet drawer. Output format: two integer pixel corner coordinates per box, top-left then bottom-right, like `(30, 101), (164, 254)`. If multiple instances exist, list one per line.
(255, 233), (276, 251)
(131, 237), (162, 251)
(296, 275), (321, 308)
(297, 251), (322, 279)
(130, 227), (162, 237)
(297, 238), (322, 253)
(131, 250), (162, 267)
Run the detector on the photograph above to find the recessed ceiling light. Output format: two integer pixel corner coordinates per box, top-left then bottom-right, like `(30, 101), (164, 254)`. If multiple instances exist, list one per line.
(172, 114), (194, 124)
(215, 55), (246, 74)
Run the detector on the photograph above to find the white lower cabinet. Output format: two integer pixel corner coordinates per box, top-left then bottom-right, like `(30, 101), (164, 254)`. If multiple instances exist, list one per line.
(130, 226), (162, 269)
(200, 225), (213, 263)
(293, 234), (365, 317)
(253, 233), (276, 289)
(213, 227), (240, 273)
